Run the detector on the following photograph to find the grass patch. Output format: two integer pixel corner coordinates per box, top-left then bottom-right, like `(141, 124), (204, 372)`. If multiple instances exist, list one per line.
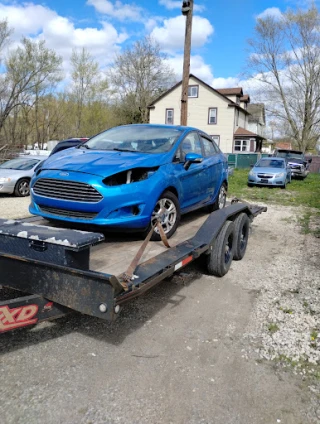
(228, 169), (320, 236)
(228, 169), (320, 209)
(268, 323), (280, 333)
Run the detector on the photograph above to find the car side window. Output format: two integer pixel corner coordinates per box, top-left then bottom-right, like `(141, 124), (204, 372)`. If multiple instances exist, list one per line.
(200, 135), (217, 157)
(180, 132), (202, 161)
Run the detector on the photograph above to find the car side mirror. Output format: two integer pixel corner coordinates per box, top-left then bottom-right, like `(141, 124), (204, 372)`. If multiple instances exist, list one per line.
(250, 164), (254, 168)
(308, 158), (312, 163)
(184, 152), (203, 170)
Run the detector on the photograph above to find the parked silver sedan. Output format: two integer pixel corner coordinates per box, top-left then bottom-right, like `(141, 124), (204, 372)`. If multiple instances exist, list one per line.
(248, 157), (292, 189)
(0, 156), (45, 196)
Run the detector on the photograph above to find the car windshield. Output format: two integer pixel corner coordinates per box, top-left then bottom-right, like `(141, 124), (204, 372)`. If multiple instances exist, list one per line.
(0, 158), (41, 170)
(83, 126), (183, 153)
(256, 159), (285, 168)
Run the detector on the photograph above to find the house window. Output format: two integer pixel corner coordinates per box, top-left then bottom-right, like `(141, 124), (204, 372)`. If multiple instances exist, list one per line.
(208, 108), (217, 124)
(234, 139), (249, 152)
(188, 85), (199, 98)
(165, 109), (174, 125)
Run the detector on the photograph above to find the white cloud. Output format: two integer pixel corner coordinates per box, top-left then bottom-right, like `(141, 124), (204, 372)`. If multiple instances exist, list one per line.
(256, 7), (283, 20)
(159, 0), (205, 13)
(151, 15), (213, 51)
(0, 2), (128, 75)
(165, 54), (213, 83)
(211, 77), (240, 89)
(87, 0), (143, 21)
(0, 3), (57, 39)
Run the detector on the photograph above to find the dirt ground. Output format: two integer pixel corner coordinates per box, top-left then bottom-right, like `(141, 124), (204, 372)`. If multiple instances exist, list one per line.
(0, 195), (319, 424)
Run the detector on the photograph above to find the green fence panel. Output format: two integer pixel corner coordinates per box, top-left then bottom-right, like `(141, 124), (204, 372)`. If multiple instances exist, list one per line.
(227, 153), (270, 169)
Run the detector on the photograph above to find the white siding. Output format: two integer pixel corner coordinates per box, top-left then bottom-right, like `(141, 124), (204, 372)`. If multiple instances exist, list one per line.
(149, 77), (236, 153)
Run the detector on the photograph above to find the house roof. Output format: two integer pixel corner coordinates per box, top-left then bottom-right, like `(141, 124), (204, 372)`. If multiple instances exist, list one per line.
(234, 127), (259, 137)
(240, 94), (250, 102)
(216, 88), (243, 96)
(148, 74), (249, 114)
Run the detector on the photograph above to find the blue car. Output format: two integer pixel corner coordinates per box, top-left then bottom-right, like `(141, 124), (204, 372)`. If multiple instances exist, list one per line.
(248, 157), (291, 188)
(30, 124), (228, 240)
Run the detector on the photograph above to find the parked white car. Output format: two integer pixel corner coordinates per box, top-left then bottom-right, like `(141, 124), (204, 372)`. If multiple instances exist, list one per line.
(0, 156), (45, 197)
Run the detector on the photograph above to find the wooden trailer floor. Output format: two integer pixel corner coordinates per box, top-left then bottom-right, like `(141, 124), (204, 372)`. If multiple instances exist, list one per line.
(29, 209), (210, 276)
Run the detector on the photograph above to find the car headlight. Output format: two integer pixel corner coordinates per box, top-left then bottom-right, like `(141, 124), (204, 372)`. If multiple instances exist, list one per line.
(275, 172), (285, 178)
(103, 167), (159, 186)
(0, 177), (11, 183)
(249, 170), (256, 176)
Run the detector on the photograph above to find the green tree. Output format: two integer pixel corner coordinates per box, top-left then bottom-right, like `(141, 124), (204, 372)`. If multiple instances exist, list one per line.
(70, 47), (109, 135)
(247, 5), (320, 152)
(1, 37), (62, 143)
(108, 36), (176, 124)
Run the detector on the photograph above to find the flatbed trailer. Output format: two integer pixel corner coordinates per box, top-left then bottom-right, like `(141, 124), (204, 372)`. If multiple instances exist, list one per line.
(0, 202), (266, 333)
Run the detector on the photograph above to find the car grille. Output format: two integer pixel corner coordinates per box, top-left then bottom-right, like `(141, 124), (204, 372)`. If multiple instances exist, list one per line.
(39, 205), (97, 220)
(33, 178), (103, 203)
(257, 174), (273, 179)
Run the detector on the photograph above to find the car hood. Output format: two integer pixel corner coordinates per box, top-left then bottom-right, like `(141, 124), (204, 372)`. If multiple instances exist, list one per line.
(0, 169), (31, 177)
(41, 148), (171, 177)
(253, 166), (286, 174)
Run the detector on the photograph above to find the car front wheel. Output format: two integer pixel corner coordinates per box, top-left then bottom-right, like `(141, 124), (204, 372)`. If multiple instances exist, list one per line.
(150, 191), (181, 241)
(14, 178), (30, 197)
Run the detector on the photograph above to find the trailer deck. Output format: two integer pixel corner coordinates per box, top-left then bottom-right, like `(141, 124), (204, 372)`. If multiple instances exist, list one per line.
(0, 202), (267, 332)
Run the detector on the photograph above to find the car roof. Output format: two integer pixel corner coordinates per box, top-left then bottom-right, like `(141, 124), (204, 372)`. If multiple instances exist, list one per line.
(276, 149), (303, 154)
(119, 123), (199, 131)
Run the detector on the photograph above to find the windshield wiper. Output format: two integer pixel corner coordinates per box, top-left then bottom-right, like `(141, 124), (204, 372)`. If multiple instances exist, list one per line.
(78, 144), (90, 149)
(113, 148), (137, 153)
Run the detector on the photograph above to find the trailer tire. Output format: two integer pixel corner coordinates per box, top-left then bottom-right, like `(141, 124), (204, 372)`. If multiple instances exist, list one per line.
(206, 220), (235, 277)
(233, 213), (250, 261)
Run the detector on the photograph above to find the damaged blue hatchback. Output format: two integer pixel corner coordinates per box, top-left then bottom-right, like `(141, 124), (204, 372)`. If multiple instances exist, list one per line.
(29, 124), (228, 239)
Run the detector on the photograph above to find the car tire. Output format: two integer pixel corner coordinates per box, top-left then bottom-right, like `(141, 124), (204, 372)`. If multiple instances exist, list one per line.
(206, 220), (235, 277)
(233, 213), (250, 260)
(148, 191), (181, 241)
(14, 178), (30, 197)
(207, 183), (227, 213)
(247, 182), (254, 188)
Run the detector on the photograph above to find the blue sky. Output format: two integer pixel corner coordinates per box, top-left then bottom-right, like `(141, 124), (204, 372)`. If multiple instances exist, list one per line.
(0, 0), (317, 96)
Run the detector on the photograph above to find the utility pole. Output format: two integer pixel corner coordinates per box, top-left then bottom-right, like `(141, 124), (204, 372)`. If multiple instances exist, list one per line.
(180, 0), (194, 126)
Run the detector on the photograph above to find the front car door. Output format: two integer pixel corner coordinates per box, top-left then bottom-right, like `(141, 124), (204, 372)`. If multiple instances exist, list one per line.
(172, 131), (208, 210)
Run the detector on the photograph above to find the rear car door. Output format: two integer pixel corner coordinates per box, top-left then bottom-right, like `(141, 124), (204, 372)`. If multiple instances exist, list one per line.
(199, 134), (224, 201)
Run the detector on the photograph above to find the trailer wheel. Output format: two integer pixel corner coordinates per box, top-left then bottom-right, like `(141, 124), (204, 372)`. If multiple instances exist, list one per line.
(206, 220), (235, 277)
(233, 213), (250, 261)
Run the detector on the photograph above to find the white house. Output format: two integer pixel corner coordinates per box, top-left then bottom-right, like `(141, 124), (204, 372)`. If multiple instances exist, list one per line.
(148, 74), (265, 153)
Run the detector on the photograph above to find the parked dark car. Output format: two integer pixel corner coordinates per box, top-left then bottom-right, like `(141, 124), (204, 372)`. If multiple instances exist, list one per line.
(49, 138), (89, 156)
(30, 124), (228, 240)
(273, 149), (312, 179)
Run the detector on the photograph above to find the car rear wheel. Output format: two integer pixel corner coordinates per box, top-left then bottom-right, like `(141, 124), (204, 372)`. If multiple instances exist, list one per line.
(14, 178), (30, 197)
(149, 191), (180, 241)
(207, 183), (227, 213)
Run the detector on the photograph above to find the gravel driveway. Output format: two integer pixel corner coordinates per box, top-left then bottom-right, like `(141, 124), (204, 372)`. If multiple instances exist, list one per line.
(0, 194), (32, 219)
(0, 196), (319, 423)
